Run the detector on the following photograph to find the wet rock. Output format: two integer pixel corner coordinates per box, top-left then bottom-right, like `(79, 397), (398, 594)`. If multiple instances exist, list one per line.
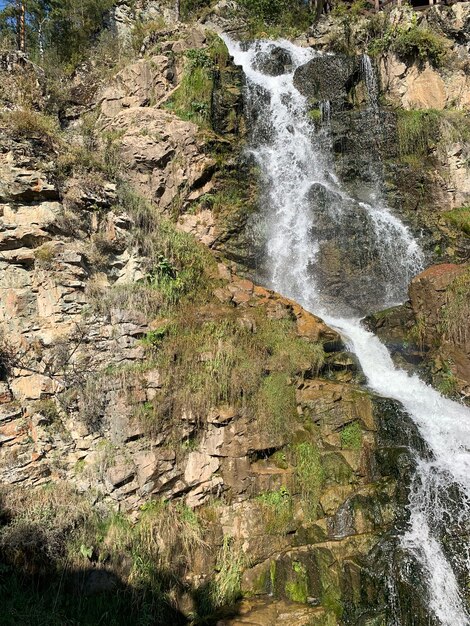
(253, 45), (293, 77)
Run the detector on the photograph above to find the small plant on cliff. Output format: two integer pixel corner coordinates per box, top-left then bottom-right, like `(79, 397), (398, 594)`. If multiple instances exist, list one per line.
(368, 23), (448, 67)
(393, 25), (448, 67)
(440, 268), (470, 348)
(167, 48), (214, 128)
(340, 421), (362, 450)
(396, 109), (441, 158)
(443, 206), (470, 236)
(257, 486), (293, 534)
(1, 108), (61, 148)
(292, 441), (324, 520)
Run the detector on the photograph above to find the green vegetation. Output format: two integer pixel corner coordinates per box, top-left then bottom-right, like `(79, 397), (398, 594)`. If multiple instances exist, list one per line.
(0, 482), (218, 625)
(368, 22), (448, 67)
(167, 48), (214, 127)
(392, 25), (448, 67)
(285, 560), (309, 603)
(443, 206), (470, 236)
(141, 312), (324, 438)
(237, 0), (314, 35)
(179, 0), (213, 22)
(292, 442), (324, 519)
(257, 486), (293, 534)
(1, 108), (60, 147)
(210, 537), (245, 608)
(0, 0), (116, 68)
(86, 186), (215, 316)
(257, 372), (296, 440)
(435, 362), (459, 398)
(396, 109), (441, 157)
(340, 421), (362, 450)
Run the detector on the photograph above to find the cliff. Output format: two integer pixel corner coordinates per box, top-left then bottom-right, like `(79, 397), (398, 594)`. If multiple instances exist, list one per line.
(0, 1), (469, 624)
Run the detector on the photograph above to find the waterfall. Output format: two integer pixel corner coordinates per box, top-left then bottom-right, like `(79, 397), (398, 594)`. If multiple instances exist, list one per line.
(223, 36), (470, 626)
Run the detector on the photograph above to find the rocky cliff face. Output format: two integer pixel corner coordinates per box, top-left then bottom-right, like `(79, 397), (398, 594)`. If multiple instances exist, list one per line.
(0, 2), (469, 625)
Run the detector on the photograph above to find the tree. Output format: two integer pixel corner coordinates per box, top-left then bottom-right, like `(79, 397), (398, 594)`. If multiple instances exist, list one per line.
(0, 0), (115, 65)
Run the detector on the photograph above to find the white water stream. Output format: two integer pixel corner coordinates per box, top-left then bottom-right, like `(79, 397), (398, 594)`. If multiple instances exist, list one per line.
(224, 37), (470, 625)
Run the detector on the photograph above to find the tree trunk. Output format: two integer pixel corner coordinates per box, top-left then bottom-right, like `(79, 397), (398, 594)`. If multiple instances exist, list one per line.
(17, 0), (26, 52)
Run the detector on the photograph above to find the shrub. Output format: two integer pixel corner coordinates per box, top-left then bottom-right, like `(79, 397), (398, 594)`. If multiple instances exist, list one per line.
(392, 25), (447, 67)
(238, 0), (313, 32)
(369, 24), (448, 67)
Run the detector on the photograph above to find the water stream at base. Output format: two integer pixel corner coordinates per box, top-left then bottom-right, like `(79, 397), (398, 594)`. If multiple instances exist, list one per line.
(223, 36), (470, 625)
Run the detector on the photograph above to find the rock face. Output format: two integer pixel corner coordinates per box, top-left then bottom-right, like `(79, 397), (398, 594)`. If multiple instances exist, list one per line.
(101, 107), (215, 210)
(409, 263), (470, 396)
(1, 6), (469, 624)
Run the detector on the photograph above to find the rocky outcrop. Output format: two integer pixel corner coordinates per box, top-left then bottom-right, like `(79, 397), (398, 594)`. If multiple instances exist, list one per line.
(409, 263), (470, 396)
(101, 107), (215, 210)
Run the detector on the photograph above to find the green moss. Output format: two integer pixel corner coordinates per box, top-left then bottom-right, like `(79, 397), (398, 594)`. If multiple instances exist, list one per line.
(285, 561), (309, 603)
(308, 108), (322, 123)
(340, 422), (362, 450)
(443, 207), (470, 236)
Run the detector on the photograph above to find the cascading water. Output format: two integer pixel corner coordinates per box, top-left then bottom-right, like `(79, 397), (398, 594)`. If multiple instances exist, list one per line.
(223, 36), (470, 626)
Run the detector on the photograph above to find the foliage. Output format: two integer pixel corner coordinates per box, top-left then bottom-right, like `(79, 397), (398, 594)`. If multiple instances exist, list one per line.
(257, 486), (293, 534)
(179, 0), (213, 22)
(166, 47), (214, 128)
(1, 108), (60, 147)
(443, 207), (470, 236)
(86, 186), (215, 315)
(396, 109), (441, 158)
(0, 483), (210, 625)
(292, 442), (324, 519)
(368, 22), (448, 67)
(237, 0), (313, 33)
(392, 25), (447, 67)
(435, 362), (458, 398)
(340, 421), (362, 450)
(144, 311), (324, 438)
(0, 0), (116, 67)
(256, 372), (296, 440)
(131, 16), (166, 53)
(210, 537), (244, 608)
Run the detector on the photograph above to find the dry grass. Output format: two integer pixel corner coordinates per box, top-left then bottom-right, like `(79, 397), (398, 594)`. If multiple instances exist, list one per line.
(441, 267), (470, 348)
